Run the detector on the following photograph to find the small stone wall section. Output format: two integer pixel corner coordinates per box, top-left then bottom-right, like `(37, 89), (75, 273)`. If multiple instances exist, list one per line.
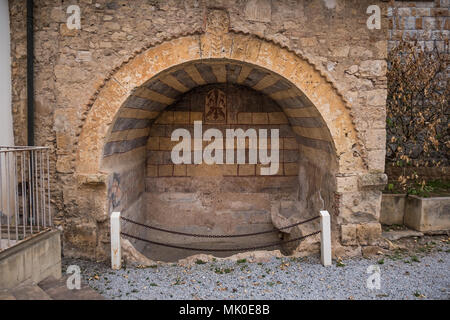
(388, 0), (449, 52)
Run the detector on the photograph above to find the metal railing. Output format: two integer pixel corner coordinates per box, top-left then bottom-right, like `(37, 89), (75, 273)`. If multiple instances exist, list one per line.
(0, 146), (52, 251)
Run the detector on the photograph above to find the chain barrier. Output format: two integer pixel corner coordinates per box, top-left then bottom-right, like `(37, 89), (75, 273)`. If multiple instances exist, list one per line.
(120, 215), (320, 238)
(120, 215), (321, 252)
(120, 230), (321, 252)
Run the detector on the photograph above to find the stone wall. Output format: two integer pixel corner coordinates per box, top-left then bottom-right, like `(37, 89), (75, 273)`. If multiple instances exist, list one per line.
(9, 0), (390, 261)
(142, 84), (302, 260)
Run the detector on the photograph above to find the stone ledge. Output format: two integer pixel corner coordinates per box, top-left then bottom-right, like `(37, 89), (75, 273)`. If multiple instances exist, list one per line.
(359, 173), (388, 190)
(382, 229), (423, 241)
(76, 173), (108, 186)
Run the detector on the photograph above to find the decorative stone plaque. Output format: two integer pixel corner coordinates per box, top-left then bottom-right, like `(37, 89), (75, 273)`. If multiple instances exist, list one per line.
(204, 88), (227, 123)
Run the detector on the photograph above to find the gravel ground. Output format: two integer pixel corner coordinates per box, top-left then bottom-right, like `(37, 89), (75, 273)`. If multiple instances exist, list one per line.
(62, 239), (450, 300)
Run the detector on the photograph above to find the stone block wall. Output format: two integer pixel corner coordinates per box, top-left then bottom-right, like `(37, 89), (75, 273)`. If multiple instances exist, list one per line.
(8, 0), (390, 261)
(0, 230), (61, 290)
(388, 0), (449, 51)
(140, 84), (303, 260)
(8, 1), (27, 147)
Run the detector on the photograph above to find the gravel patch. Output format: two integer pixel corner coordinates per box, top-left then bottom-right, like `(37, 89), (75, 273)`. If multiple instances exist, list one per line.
(62, 241), (450, 300)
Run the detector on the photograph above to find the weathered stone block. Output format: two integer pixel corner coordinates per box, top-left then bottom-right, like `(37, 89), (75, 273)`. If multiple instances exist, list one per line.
(63, 221), (97, 258)
(155, 111), (173, 124)
(0, 230), (61, 290)
(147, 137), (159, 150)
(76, 173), (108, 186)
(252, 113), (269, 124)
(8, 1), (392, 261)
(359, 60), (387, 77)
(283, 138), (298, 150)
(333, 244), (362, 259)
(367, 149), (386, 172)
(158, 164), (173, 177)
(300, 37), (318, 47)
(362, 245), (383, 258)
(339, 191), (382, 224)
(365, 129), (386, 150)
(173, 164), (187, 177)
(244, 0), (272, 23)
(284, 163), (298, 176)
(59, 24), (79, 37)
(268, 112), (288, 124)
(238, 164), (256, 176)
(56, 155), (73, 174)
(190, 112), (203, 123)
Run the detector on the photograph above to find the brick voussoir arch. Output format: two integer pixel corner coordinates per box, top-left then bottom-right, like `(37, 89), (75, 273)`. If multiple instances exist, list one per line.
(234, 29), (367, 165)
(76, 31), (363, 176)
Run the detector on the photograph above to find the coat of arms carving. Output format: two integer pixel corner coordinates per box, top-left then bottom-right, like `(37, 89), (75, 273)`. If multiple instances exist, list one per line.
(205, 89), (227, 123)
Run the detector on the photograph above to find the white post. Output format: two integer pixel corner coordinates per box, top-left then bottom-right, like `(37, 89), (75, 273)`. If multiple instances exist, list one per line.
(320, 210), (332, 267)
(111, 212), (121, 270)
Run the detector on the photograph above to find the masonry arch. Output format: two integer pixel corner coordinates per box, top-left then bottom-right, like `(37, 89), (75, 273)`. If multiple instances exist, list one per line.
(75, 29), (364, 260)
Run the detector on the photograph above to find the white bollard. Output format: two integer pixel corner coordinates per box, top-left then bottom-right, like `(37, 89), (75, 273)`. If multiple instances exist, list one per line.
(320, 210), (332, 267)
(110, 212), (121, 270)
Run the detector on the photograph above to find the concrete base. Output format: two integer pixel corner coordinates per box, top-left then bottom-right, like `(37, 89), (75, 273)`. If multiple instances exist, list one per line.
(380, 194), (406, 225)
(0, 230), (61, 290)
(404, 195), (450, 232)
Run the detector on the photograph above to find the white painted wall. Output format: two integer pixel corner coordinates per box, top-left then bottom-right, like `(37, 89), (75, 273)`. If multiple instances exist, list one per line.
(0, 0), (14, 147)
(0, 1), (14, 224)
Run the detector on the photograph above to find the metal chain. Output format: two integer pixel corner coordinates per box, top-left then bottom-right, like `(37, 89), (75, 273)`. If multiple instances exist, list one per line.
(120, 230), (321, 252)
(120, 215), (320, 238)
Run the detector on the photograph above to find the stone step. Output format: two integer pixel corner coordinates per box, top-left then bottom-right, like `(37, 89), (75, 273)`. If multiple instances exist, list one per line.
(9, 284), (52, 300)
(38, 276), (104, 300)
